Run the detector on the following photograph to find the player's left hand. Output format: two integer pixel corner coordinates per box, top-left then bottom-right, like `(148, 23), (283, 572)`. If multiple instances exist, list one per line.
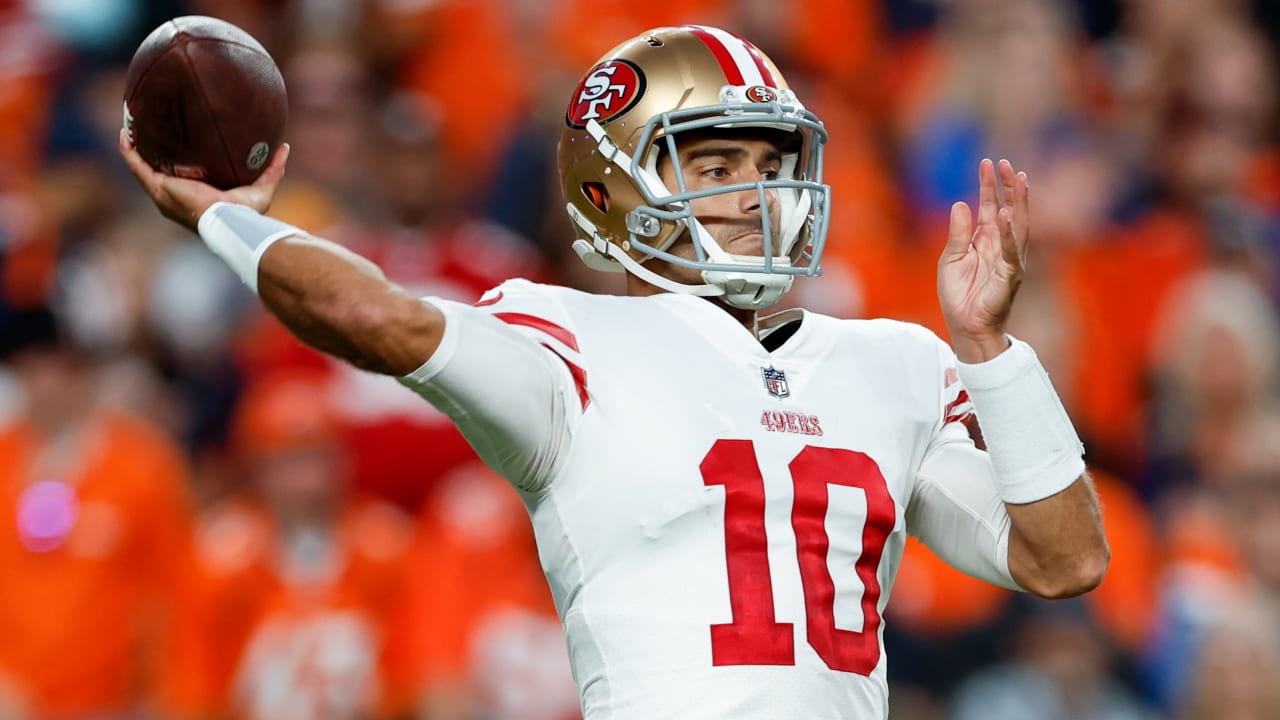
(937, 158), (1029, 363)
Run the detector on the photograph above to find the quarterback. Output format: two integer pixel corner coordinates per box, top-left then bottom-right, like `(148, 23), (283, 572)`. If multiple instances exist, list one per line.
(122, 25), (1108, 719)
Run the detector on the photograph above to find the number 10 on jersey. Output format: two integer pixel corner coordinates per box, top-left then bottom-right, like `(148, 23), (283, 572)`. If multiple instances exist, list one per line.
(700, 439), (895, 676)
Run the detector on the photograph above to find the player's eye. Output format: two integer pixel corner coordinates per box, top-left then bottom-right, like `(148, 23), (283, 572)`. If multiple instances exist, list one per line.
(701, 166), (729, 180)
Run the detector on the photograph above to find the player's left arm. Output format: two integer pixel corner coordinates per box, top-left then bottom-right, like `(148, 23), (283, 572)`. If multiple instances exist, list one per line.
(934, 158), (1108, 599)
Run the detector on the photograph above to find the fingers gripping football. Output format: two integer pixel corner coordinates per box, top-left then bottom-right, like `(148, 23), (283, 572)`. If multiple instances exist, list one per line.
(120, 128), (289, 232)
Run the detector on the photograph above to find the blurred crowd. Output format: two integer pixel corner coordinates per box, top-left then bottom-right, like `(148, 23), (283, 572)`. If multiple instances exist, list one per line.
(1, 0), (1280, 718)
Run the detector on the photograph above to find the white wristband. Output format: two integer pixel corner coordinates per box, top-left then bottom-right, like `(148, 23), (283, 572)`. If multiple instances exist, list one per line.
(196, 202), (303, 294)
(957, 336), (1085, 504)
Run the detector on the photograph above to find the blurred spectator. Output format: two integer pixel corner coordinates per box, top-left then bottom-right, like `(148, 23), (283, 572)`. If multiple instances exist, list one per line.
(887, 468), (1160, 711)
(855, 0), (1117, 338)
(899, 0), (1098, 220)
(1144, 269), (1280, 502)
(0, 305), (193, 717)
(1178, 598), (1280, 720)
(5, 0), (1280, 715)
(1107, 0), (1271, 208)
(0, 3), (62, 313)
(165, 375), (419, 720)
(271, 44), (372, 227)
(1066, 8), (1280, 473)
(949, 598), (1160, 720)
(1140, 10), (1279, 247)
(0, 2), (61, 182)
(1142, 405), (1280, 712)
(407, 464), (578, 720)
(238, 90), (548, 511)
(361, 0), (536, 199)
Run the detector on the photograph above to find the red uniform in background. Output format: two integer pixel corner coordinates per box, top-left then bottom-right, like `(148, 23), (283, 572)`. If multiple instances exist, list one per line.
(236, 218), (548, 511)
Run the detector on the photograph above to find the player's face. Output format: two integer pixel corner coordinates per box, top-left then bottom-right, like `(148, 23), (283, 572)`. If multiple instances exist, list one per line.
(655, 132), (785, 285)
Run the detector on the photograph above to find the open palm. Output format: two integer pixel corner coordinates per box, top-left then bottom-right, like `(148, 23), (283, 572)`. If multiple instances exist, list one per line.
(937, 158), (1030, 362)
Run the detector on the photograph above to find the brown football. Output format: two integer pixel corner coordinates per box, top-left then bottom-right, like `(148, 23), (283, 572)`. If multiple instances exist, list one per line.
(123, 16), (287, 190)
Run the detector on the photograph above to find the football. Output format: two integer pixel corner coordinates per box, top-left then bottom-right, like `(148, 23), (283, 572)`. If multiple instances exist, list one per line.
(123, 16), (287, 190)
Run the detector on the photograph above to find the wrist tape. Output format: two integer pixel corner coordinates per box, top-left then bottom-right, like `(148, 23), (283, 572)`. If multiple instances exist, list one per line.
(957, 336), (1086, 504)
(197, 201), (304, 294)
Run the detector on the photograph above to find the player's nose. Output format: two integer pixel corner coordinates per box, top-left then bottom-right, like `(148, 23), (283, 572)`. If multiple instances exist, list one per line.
(736, 170), (777, 215)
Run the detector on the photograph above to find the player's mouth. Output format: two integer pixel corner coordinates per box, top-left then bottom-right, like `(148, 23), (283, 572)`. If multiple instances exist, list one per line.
(724, 231), (767, 256)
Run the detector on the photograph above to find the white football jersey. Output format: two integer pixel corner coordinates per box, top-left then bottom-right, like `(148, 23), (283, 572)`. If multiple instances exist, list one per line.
(400, 279), (1019, 720)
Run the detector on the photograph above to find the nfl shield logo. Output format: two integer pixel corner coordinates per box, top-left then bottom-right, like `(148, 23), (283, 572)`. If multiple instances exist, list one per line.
(762, 367), (790, 399)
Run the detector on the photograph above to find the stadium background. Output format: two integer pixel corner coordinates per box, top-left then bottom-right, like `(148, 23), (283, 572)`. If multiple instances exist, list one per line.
(1, 0), (1279, 717)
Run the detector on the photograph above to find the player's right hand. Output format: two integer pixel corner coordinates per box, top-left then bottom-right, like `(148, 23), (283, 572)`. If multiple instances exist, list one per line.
(119, 129), (289, 233)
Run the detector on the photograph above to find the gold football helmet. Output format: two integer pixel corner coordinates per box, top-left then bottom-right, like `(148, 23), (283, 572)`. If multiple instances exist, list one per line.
(557, 25), (831, 310)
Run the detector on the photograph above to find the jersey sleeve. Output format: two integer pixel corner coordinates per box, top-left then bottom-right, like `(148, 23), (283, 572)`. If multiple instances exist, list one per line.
(905, 337), (1021, 591)
(397, 280), (585, 494)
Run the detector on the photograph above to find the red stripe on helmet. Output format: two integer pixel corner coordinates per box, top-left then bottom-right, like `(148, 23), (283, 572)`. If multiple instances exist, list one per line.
(686, 25), (746, 86)
(725, 30), (778, 88)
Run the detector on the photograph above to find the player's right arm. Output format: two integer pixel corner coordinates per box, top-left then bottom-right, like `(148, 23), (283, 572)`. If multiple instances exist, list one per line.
(120, 133), (577, 492)
(119, 132), (441, 375)
(255, 234), (441, 375)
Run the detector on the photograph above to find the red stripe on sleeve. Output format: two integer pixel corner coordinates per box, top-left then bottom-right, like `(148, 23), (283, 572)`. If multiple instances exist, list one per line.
(943, 390), (971, 418)
(494, 312), (580, 352)
(943, 391), (972, 425)
(493, 312), (590, 410)
(473, 290), (504, 307)
(542, 344), (590, 411)
(687, 26), (745, 86)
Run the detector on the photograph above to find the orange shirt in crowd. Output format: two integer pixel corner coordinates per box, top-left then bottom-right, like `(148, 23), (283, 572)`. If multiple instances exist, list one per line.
(0, 5), (58, 183)
(0, 410), (192, 717)
(1056, 210), (1208, 468)
(889, 471), (1159, 653)
(366, 0), (535, 197)
(372, 0), (886, 199)
(164, 498), (419, 720)
(408, 463), (580, 720)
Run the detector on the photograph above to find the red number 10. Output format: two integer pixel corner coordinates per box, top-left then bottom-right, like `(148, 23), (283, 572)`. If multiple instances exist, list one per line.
(700, 439), (896, 676)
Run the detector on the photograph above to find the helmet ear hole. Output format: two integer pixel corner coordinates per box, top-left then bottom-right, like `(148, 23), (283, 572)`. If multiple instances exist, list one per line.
(582, 182), (610, 212)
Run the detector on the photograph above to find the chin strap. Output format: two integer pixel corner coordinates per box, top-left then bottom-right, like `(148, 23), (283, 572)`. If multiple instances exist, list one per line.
(570, 235), (794, 309)
(566, 203), (795, 310)
(571, 238), (723, 297)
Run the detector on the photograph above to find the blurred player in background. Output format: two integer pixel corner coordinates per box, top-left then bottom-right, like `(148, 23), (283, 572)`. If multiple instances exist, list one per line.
(164, 375), (419, 720)
(0, 305), (192, 718)
(123, 24), (1107, 719)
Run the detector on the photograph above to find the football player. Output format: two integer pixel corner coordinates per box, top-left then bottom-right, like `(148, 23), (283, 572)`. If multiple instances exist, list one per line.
(122, 25), (1108, 719)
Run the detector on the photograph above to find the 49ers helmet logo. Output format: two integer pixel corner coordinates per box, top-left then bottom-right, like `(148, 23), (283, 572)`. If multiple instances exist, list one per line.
(746, 86), (778, 103)
(566, 59), (646, 129)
